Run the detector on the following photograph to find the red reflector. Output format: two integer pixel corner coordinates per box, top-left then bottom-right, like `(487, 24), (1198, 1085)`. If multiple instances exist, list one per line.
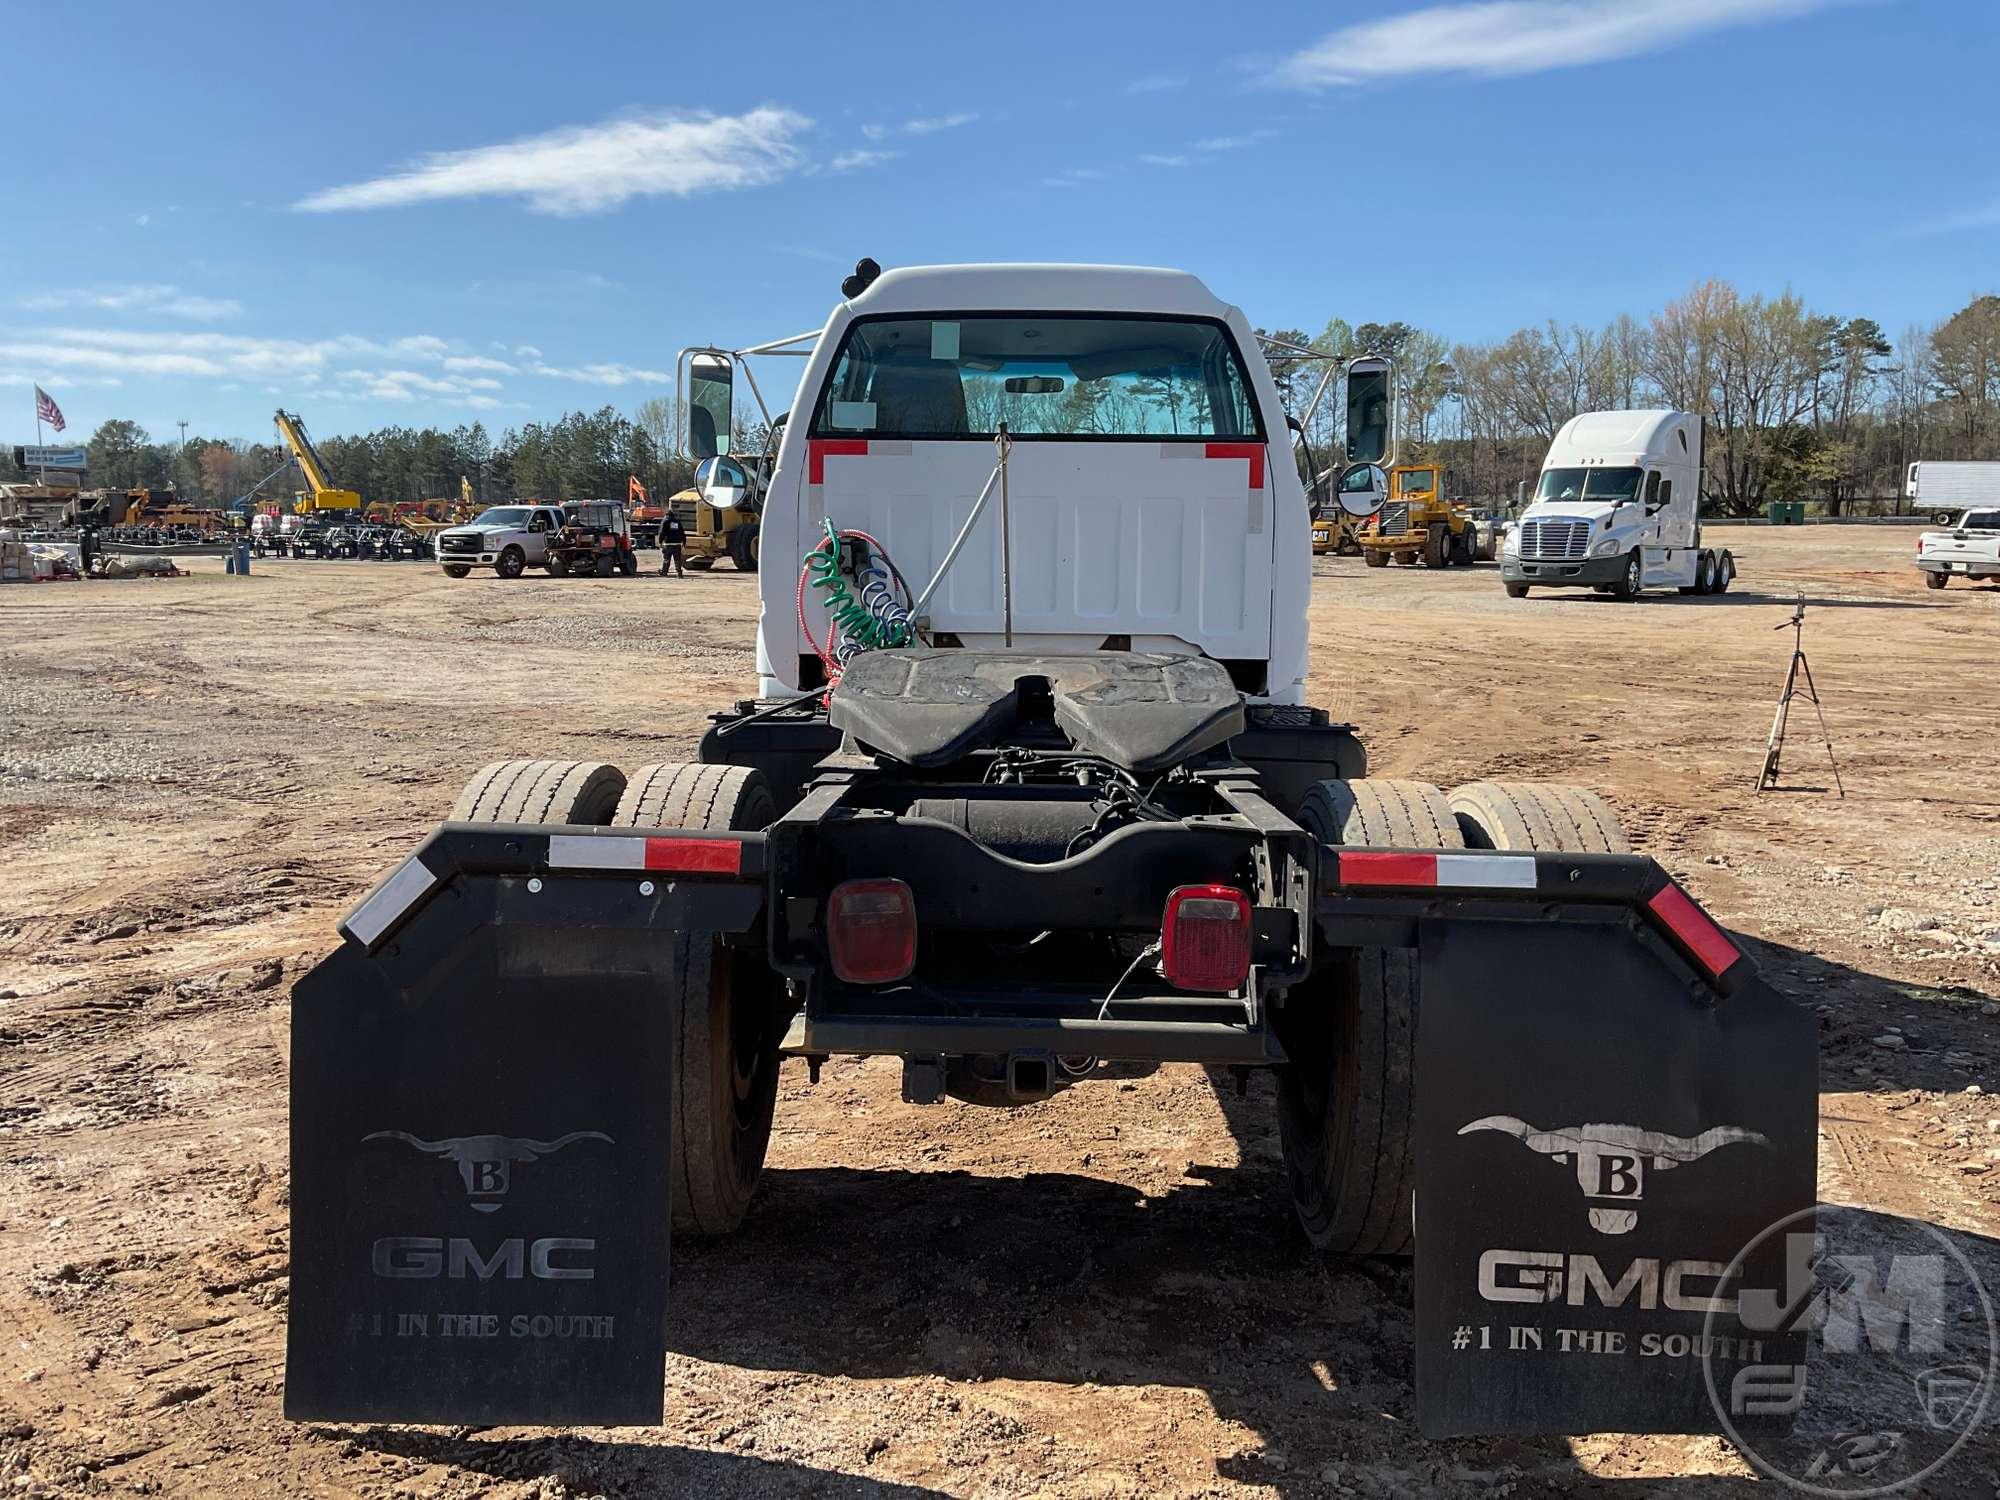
(1338, 851), (1438, 887)
(1161, 883), (1252, 992)
(1646, 883), (1741, 979)
(828, 878), (917, 985)
(643, 837), (742, 875)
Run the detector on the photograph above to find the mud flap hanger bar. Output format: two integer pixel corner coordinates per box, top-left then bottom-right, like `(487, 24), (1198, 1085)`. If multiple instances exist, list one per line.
(1321, 847), (1748, 996)
(338, 823), (770, 954)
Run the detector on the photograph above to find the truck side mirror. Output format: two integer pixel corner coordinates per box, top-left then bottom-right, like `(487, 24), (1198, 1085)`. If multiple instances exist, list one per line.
(1345, 357), (1394, 467)
(1335, 462), (1388, 518)
(677, 349), (734, 460)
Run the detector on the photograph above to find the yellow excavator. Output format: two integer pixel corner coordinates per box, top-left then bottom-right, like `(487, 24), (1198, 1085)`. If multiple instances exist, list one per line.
(273, 410), (361, 514)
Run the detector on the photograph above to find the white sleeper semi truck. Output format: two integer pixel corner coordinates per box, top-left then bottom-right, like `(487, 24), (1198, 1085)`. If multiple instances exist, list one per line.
(286, 264), (1813, 1441)
(1501, 409), (1734, 600)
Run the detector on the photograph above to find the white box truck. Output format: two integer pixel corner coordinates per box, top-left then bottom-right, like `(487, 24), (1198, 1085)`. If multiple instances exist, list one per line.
(1906, 461), (2000, 523)
(1500, 409), (1734, 600)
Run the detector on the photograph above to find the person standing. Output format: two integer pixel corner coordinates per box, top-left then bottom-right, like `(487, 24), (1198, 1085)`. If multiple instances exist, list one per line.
(659, 509), (686, 577)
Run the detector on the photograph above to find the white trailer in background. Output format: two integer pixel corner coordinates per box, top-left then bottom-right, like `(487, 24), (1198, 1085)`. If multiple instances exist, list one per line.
(1906, 461), (2000, 522)
(1501, 409), (1734, 600)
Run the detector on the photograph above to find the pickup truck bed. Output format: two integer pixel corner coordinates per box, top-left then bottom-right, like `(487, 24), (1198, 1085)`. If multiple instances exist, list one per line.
(1916, 508), (2000, 587)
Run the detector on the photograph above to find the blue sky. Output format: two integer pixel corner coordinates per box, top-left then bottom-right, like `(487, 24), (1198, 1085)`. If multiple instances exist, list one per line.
(5, 0), (1996, 446)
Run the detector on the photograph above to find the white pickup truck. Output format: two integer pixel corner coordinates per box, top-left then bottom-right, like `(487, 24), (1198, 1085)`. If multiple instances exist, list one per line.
(434, 503), (566, 578)
(1916, 508), (2000, 588)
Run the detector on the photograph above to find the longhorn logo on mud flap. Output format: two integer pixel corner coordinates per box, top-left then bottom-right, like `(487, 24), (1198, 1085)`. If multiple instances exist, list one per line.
(363, 1130), (613, 1212)
(1459, 1117), (1770, 1234)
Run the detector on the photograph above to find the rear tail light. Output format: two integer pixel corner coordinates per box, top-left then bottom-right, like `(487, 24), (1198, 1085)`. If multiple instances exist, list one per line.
(827, 878), (917, 984)
(1161, 884), (1252, 992)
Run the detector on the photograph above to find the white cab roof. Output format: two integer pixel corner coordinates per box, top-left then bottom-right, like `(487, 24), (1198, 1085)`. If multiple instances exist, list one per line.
(844, 263), (1235, 320)
(1546, 409), (1695, 467)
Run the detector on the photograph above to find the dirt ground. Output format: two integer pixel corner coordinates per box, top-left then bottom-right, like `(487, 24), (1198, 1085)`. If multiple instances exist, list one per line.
(3, 524), (1999, 1498)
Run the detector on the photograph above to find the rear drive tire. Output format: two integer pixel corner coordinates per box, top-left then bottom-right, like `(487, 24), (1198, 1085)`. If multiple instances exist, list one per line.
(1447, 780), (1631, 853)
(1363, 549), (1389, 569)
(614, 763), (781, 1236)
(1925, 571), (1949, 589)
(1279, 778), (1462, 1257)
(1712, 552), (1734, 594)
(1503, 581), (1529, 599)
(448, 758), (627, 825)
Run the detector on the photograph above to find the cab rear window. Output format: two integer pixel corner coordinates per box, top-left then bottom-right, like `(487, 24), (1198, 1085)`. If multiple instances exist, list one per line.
(809, 314), (1264, 441)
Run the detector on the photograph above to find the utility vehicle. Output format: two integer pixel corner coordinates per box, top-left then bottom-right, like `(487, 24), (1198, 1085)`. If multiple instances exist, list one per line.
(288, 263), (1814, 1441)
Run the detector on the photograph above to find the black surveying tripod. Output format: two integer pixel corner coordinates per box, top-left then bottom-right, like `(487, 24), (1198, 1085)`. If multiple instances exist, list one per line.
(1755, 597), (1843, 796)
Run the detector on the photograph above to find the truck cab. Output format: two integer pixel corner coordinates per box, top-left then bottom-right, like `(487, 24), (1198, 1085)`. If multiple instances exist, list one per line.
(1502, 408), (1733, 599)
(720, 264), (1309, 702)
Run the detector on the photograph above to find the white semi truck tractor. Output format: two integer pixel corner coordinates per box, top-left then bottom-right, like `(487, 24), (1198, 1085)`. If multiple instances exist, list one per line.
(1501, 409), (1735, 600)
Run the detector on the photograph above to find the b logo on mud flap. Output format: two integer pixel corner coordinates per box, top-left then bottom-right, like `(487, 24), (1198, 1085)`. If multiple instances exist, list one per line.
(363, 1130), (613, 1212)
(1459, 1116), (1770, 1234)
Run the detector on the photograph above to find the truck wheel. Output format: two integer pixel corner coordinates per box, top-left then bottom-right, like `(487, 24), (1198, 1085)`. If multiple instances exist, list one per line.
(594, 553), (615, 577)
(1712, 552), (1734, 594)
(1612, 551), (1642, 600)
(685, 554), (716, 571)
(1422, 524), (1449, 569)
(1450, 526), (1474, 566)
(1684, 554), (1712, 595)
(1447, 780), (1630, 853)
(618, 549), (638, 576)
(546, 552), (569, 577)
(614, 763), (781, 1236)
(1503, 582), (1529, 599)
(1279, 778), (1462, 1256)
(442, 564), (470, 579)
(1924, 571), (1949, 590)
(1363, 549), (1389, 569)
(448, 759), (627, 825)
(495, 546), (526, 579)
(729, 522), (761, 572)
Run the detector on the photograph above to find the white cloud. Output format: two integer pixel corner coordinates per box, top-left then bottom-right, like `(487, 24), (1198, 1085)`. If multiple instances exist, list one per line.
(831, 149), (898, 172)
(1139, 153), (1190, 168)
(296, 106), (811, 215)
(1042, 168), (1106, 189)
(1270, 0), (1843, 87)
(135, 213), (150, 227)
(1192, 133), (1266, 153)
(1901, 199), (2000, 237)
(514, 344), (543, 359)
(530, 361), (670, 387)
(1125, 74), (1188, 94)
(861, 112), (978, 141)
(20, 284), (241, 320)
(443, 354), (516, 374)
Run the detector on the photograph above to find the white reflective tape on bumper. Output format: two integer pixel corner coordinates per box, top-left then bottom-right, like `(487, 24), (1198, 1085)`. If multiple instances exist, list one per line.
(1434, 853), (1538, 889)
(344, 856), (439, 947)
(547, 833), (647, 871)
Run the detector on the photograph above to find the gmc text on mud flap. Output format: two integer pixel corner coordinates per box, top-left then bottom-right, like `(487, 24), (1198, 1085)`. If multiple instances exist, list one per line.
(1478, 1250), (1737, 1313)
(371, 1236), (596, 1279)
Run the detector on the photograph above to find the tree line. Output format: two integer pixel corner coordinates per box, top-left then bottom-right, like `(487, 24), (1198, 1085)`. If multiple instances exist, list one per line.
(8, 281), (1996, 516)
(1268, 284), (1999, 514)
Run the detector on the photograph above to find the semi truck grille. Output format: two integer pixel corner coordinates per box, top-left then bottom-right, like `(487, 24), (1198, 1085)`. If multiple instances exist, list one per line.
(1520, 519), (1590, 560)
(1379, 502), (1410, 536)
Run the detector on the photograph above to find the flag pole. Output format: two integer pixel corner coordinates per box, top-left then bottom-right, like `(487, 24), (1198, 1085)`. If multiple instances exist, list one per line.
(35, 392), (45, 485)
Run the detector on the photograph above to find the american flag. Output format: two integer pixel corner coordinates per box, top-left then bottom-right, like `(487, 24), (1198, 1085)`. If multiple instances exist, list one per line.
(34, 385), (65, 433)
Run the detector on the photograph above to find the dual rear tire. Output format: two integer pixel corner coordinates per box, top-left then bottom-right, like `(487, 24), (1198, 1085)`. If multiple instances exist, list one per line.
(1277, 778), (1629, 1256)
(447, 758), (781, 1238)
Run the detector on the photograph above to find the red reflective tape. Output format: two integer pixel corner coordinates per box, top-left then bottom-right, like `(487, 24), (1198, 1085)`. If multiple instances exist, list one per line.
(1204, 442), (1265, 490)
(808, 438), (868, 485)
(1339, 851), (1438, 887)
(1647, 883), (1741, 979)
(643, 837), (743, 875)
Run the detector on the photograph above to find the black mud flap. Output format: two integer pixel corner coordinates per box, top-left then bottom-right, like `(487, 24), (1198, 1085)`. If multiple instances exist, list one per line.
(1413, 903), (1815, 1438)
(285, 837), (759, 1427)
